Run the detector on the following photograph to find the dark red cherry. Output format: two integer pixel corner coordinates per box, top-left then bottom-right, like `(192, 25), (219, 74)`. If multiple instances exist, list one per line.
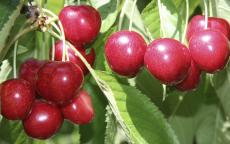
(176, 61), (201, 91)
(186, 15), (230, 40)
(50, 40), (95, 75)
(209, 17), (230, 40)
(62, 90), (94, 124)
(23, 101), (63, 139)
(19, 58), (46, 90)
(144, 38), (191, 85)
(36, 61), (84, 105)
(0, 79), (35, 120)
(189, 29), (229, 73)
(105, 30), (147, 77)
(59, 5), (101, 46)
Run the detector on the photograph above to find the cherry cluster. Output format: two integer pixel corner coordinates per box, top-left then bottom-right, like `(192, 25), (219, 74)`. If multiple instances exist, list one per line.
(105, 15), (230, 91)
(0, 5), (101, 139)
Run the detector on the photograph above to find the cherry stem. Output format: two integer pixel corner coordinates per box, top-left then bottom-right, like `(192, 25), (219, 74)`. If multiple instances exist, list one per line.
(157, 0), (166, 37)
(13, 41), (18, 79)
(129, 0), (138, 31)
(118, 0), (129, 31)
(78, 0), (80, 5)
(42, 8), (67, 62)
(168, 95), (184, 121)
(182, 0), (189, 44)
(51, 37), (55, 61)
(162, 84), (167, 101)
(209, 0), (213, 17)
(203, 0), (209, 29)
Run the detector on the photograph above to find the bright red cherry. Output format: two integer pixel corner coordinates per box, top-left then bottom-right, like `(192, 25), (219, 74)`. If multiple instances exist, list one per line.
(50, 40), (95, 75)
(144, 38), (191, 85)
(23, 101), (63, 139)
(36, 61), (84, 105)
(59, 5), (101, 46)
(176, 61), (201, 91)
(105, 30), (147, 77)
(0, 79), (35, 120)
(189, 29), (229, 73)
(19, 58), (46, 90)
(186, 15), (230, 40)
(62, 90), (94, 125)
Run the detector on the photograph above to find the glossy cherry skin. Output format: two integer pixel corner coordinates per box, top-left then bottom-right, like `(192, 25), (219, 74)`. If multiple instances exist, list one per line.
(50, 40), (95, 75)
(189, 29), (229, 73)
(23, 101), (63, 139)
(59, 5), (101, 46)
(62, 90), (94, 125)
(36, 61), (84, 105)
(105, 30), (147, 77)
(0, 79), (35, 120)
(176, 61), (201, 91)
(19, 58), (46, 90)
(186, 15), (230, 40)
(144, 38), (191, 85)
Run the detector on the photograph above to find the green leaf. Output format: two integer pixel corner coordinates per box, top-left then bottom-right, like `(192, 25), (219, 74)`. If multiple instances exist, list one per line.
(135, 69), (163, 108)
(141, 0), (182, 40)
(0, 119), (28, 144)
(79, 82), (107, 144)
(45, 0), (65, 15)
(0, 0), (24, 54)
(213, 65), (230, 118)
(105, 106), (117, 144)
(215, 0), (230, 22)
(97, 70), (179, 144)
(90, 0), (119, 33)
(0, 60), (12, 83)
(124, 0), (147, 36)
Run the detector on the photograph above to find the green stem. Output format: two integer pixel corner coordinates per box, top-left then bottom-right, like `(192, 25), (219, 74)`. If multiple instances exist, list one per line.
(209, 0), (213, 17)
(78, 0), (80, 5)
(48, 29), (62, 40)
(203, 0), (209, 29)
(182, 0), (189, 44)
(168, 95), (184, 121)
(162, 84), (167, 101)
(128, 0), (138, 31)
(51, 37), (55, 61)
(13, 41), (19, 79)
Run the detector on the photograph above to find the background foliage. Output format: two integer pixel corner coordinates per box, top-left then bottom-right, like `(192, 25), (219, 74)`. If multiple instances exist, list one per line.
(0, 0), (230, 144)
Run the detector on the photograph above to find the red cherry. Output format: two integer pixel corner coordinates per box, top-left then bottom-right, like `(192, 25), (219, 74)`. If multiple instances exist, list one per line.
(189, 29), (229, 73)
(0, 79), (35, 120)
(186, 15), (230, 40)
(62, 90), (94, 124)
(50, 40), (95, 75)
(19, 58), (46, 90)
(36, 61), (84, 105)
(105, 30), (147, 77)
(23, 100), (63, 139)
(176, 61), (201, 91)
(59, 5), (101, 46)
(209, 17), (230, 40)
(144, 38), (191, 85)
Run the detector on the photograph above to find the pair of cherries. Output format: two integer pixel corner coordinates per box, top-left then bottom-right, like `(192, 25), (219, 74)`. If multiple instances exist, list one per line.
(0, 59), (94, 139)
(105, 15), (230, 91)
(54, 5), (101, 73)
